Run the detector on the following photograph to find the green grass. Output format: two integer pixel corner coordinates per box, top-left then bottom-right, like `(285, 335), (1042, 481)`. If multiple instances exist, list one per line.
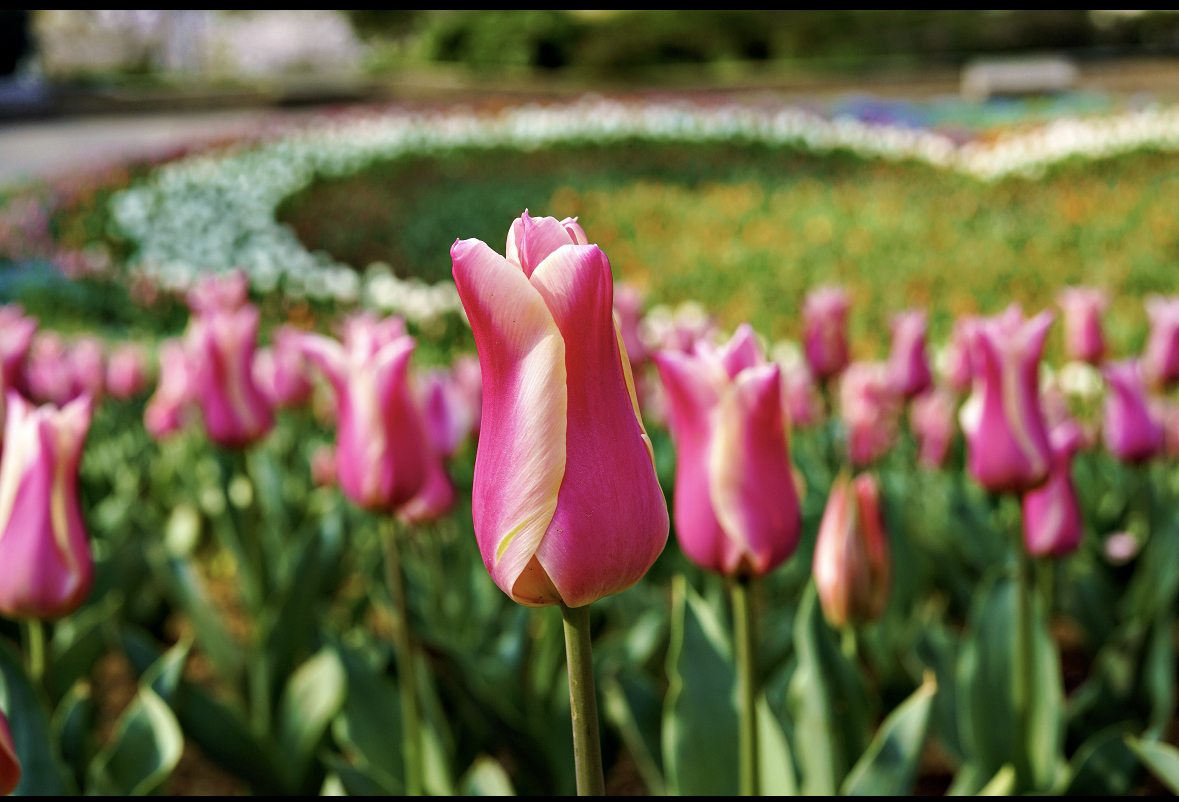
(276, 141), (1179, 359)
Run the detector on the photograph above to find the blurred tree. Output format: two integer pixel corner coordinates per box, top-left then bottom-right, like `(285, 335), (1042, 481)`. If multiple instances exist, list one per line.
(421, 10), (578, 70)
(0, 10), (31, 76)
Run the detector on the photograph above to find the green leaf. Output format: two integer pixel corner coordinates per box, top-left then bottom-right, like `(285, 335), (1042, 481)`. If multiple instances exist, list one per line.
(1063, 725), (1139, 796)
(331, 646), (403, 794)
(0, 638), (68, 795)
(277, 647), (347, 784)
(977, 764), (1015, 796)
(787, 583), (872, 795)
(47, 591), (122, 702)
(945, 762), (985, 796)
(458, 755), (516, 795)
(843, 672), (937, 795)
(603, 672), (665, 795)
(51, 681), (96, 793)
(758, 694), (797, 795)
(1125, 736), (1179, 794)
(662, 574), (739, 796)
(1144, 606), (1176, 739)
(87, 687), (183, 795)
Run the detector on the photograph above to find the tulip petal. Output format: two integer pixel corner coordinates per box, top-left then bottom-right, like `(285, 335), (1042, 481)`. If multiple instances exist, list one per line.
(709, 363), (800, 575)
(717, 323), (763, 378)
(452, 238), (567, 605)
(652, 350), (727, 572)
(529, 245), (669, 607)
(506, 211), (578, 278)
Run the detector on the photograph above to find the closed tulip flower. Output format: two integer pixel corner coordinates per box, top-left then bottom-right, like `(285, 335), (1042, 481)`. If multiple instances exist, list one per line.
(418, 369), (467, 460)
(452, 212), (668, 607)
(910, 386), (958, 469)
(186, 304), (273, 448)
(297, 314), (429, 512)
(614, 282), (648, 368)
(144, 340), (196, 440)
(26, 333), (74, 406)
(959, 306), (1054, 494)
(1022, 421), (1085, 557)
(0, 708), (18, 795)
(252, 328), (313, 409)
(840, 362), (902, 467)
(1058, 287), (1108, 365)
(654, 324), (800, 578)
(780, 358), (824, 429)
(886, 310), (932, 398)
(397, 454), (456, 525)
(803, 286), (850, 380)
(1143, 295), (1179, 389)
(944, 316), (980, 394)
(69, 337), (106, 402)
(0, 392), (93, 619)
(1102, 360), (1163, 463)
(105, 343), (148, 400)
(813, 472), (891, 628)
(0, 306), (36, 405)
(450, 354), (483, 440)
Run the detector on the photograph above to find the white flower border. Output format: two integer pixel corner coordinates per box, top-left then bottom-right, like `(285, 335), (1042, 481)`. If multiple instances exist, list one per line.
(110, 97), (1179, 320)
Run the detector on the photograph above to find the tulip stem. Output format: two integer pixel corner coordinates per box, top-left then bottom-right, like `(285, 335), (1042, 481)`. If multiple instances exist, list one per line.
(731, 577), (760, 796)
(22, 621), (44, 685)
(1013, 528), (1034, 793)
(560, 602), (605, 796)
(384, 520), (423, 797)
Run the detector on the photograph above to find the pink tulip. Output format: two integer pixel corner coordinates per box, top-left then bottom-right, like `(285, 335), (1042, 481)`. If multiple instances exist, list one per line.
(960, 306), (1054, 494)
(944, 316), (980, 394)
(397, 456), (456, 524)
(1057, 287), (1107, 365)
(187, 270), (249, 314)
(144, 340), (196, 440)
(840, 362), (902, 467)
(1143, 295), (1179, 389)
(252, 327), (313, 409)
(296, 314), (429, 512)
(910, 386), (958, 468)
(449, 354), (483, 440)
(69, 336), (106, 402)
(803, 286), (850, 380)
(0, 392), (93, 619)
(0, 305), (36, 389)
(0, 708), (18, 795)
(1102, 360), (1163, 463)
(185, 305), (273, 448)
(26, 333), (74, 406)
(310, 445), (337, 487)
(813, 472), (891, 628)
(654, 324), (800, 578)
(452, 213), (669, 607)
(1160, 402), (1179, 460)
(780, 360), (823, 429)
(105, 343), (148, 399)
(886, 310), (932, 398)
(1022, 421), (1085, 557)
(614, 282), (648, 367)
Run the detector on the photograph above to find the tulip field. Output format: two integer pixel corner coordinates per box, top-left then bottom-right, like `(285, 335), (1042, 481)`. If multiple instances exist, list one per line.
(2, 97), (1179, 796)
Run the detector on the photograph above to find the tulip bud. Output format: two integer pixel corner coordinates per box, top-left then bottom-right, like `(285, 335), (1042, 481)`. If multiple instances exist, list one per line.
(186, 305), (273, 448)
(0, 708), (19, 795)
(296, 314), (429, 512)
(0, 305), (36, 391)
(106, 343), (148, 400)
(1057, 287), (1107, 365)
(452, 213), (669, 606)
(144, 340), (196, 440)
(449, 354), (483, 440)
(779, 358), (823, 429)
(886, 310), (932, 398)
(960, 306), (1054, 494)
(1142, 295), (1179, 389)
(840, 362), (902, 467)
(26, 333), (73, 406)
(813, 472), (891, 628)
(69, 336), (106, 403)
(252, 327), (313, 409)
(614, 282), (648, 368)
(1102, 360), (1163, 463)
(942, 316), (980, 394)
(654, 324), (801, 578)
(1022, 421), (1085, 557)
(910, 386), (957, 468)
(0, 392), (93, 619)
(803, 286), (850, 380)
(418, 370), (465, 460)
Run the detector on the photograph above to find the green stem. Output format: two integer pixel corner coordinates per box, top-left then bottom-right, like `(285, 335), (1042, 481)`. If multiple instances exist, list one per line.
(249, 647), (271, 737)
(385, 521), (423, 796)
(560, 603), (605, 796)
(732, 577), (760, 796)
(23, 620), (44, 685)
(1013, 530), (1034, 793)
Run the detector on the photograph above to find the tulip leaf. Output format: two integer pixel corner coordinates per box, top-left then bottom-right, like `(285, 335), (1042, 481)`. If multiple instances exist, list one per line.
(977, 764), (1016, 796)
(52, 681), (96, 793)
(602, 671), (665, 795)
(86, 678), (183, 795)
(842, 672), (937, 795)
(458, 755), (516, 796)
(957, 570), (1063, 793)
(0, 638), (69, 795)
(321, 752), (390, 796)
(787, 583), (872, 795)
(758, 694), (797, 795)
(263, 527), (330, 708)
(277, 647), (347, 789)
(663, 574), (739, 796)
(330, 646), (404, 794)
(47, 591), (122, 703)
(1125, 736), (1179, 794)
(1062, 724), (1139, 795)
(1143, 606), (1176, 739)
